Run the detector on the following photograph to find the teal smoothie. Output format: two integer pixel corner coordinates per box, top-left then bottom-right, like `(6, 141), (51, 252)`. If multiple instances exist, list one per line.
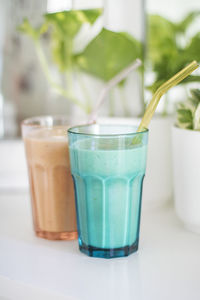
(69, 129), (148, 258)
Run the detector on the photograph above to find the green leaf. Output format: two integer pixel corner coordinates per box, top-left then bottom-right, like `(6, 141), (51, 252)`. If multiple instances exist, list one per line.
(18, 18), (48, 41)
(190, 89), (200, 100)
(75, 28), (142, 81)
(147, 14), (185, 92)
(177, 109), (192, 121)
(177, 108), (193, 127)
(45, 9), (102, 71)
(181, 75), (200, 85)
(45, 9), (102, 38)
(147, 13), (200, 94)
(176, 89), (200, 130)
(185, 124), (193, 129)
(189, 89), (200, 106)
(193, 102), (200, 130)
(148, 15), (177, 65)
(184, 33), (200, 61)
(79, 8), (103, 24)
(174, 11), (200, 33)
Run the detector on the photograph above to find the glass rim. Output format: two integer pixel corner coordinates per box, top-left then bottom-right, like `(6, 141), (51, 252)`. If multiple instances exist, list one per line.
(21, 115), (84, 128)
(68, 123), (148, 137)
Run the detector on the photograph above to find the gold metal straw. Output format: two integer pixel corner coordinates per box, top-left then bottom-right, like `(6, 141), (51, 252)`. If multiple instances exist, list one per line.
(137, 61), (199, 132)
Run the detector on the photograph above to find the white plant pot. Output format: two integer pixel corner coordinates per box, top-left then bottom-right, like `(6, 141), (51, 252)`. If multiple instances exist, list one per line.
(172, 126), (200, 233)
(99, 116), (174, 209)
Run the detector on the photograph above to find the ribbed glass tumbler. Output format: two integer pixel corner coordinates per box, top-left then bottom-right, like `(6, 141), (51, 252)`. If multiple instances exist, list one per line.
(22, 116), (78, 240)
(68, 124), (148, 258)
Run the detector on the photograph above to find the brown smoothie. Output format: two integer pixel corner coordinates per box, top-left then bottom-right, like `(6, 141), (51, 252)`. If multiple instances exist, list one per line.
(24, 127), (77, 239)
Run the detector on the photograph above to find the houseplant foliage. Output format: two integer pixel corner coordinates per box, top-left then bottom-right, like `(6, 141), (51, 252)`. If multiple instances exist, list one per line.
(172, 88), (200, 233)
(18, 9), (142, 115)
(148, 12), (200, 93)
(176, 89), (200, 130)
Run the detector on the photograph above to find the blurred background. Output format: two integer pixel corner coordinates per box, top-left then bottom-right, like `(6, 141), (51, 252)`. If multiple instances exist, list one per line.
(1, 2), (200, 298)
(0, 0), (200, 138)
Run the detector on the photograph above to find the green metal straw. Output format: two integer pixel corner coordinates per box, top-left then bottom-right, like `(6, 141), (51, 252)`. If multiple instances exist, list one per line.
(137, 61), (199, 132)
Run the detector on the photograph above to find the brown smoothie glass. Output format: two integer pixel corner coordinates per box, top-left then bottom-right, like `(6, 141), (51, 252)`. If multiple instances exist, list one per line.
(21, 116), (78, 240)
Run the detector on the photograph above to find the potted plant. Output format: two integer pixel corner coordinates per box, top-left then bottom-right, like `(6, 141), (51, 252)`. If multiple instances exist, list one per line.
(172, 89), (200, 233)
(141, 12), (200, 208)
(18, 8), (143, 118)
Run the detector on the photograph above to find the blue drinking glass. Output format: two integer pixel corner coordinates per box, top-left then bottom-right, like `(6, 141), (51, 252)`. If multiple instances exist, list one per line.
(68, 124), (148, 258)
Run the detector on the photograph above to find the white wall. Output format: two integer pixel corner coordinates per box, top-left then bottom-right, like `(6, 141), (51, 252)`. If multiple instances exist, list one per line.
(148, 0), (200, 20)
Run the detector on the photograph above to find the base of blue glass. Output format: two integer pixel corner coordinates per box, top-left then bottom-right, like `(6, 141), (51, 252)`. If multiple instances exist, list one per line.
(79, 240), (139, 259)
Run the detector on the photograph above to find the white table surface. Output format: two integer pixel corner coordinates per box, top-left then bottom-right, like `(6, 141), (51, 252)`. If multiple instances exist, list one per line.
(0, 192), (200, 300)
